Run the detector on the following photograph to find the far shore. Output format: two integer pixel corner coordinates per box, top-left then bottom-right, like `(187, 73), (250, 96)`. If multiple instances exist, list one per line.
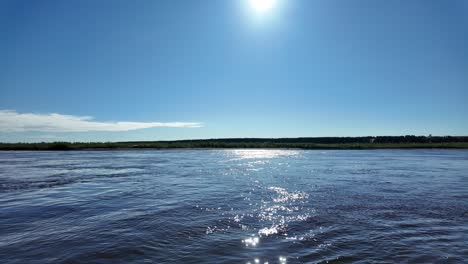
(1, 136), (468, 150)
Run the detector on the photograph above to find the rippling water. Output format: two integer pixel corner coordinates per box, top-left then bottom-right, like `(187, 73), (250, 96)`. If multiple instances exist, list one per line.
(1, 150), (467, 263)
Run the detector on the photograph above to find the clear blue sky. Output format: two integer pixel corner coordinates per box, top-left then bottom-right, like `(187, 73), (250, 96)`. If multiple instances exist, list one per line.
(1, 0), (467, 142)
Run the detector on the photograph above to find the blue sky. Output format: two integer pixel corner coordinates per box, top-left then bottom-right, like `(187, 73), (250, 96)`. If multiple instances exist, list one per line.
(1, 0), (467, 142)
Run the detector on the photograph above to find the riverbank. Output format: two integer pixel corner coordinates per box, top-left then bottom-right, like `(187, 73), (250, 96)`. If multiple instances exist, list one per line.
(1, 137), (468, 150)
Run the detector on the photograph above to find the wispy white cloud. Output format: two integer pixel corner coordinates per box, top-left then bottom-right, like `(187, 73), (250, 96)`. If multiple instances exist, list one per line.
(0, 110), (202, 132)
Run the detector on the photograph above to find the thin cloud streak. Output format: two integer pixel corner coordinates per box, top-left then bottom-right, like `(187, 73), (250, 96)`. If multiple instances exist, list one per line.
(0, 110), (203, 132)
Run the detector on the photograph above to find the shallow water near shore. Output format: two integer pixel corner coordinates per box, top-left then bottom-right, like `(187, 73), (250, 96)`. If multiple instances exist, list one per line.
(1, 149), (467, 263)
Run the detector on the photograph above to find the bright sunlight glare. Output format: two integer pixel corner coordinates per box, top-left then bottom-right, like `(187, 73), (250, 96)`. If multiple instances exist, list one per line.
(249, 0), (277, 14)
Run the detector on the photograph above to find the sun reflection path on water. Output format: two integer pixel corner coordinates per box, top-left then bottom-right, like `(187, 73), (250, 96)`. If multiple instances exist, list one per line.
(222, 150), (307, 263)
(225, 149), (301, 161)
(246, 256), (286, 264)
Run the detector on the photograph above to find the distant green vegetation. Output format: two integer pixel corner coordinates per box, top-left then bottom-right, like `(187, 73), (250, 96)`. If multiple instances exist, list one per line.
(1, 136), (468, 150)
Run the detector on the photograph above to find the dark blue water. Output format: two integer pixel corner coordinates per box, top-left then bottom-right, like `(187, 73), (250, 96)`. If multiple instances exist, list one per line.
(0, 150), (467, 263)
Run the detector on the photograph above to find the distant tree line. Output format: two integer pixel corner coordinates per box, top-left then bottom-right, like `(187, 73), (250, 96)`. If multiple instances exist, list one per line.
(129, 136), (468, 144)
(1, 136), (467, 150)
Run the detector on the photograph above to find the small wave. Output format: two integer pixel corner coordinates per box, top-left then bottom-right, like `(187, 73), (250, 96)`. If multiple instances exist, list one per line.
(268, 186), (309, 203)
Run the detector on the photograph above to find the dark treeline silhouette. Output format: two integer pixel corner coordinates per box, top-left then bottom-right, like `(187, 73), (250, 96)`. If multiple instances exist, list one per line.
(1, 136), (468, 150)
(159, 136), (468, 144)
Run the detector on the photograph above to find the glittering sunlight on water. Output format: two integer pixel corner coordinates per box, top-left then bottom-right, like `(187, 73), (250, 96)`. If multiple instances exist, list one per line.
(226, 149), (300, 160)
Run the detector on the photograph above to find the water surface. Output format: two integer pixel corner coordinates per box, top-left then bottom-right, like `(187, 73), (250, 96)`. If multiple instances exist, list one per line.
(0, 150), (467, 263)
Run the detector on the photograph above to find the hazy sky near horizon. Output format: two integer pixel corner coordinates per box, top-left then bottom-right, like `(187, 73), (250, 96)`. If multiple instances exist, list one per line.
(1, 0), (467, 142)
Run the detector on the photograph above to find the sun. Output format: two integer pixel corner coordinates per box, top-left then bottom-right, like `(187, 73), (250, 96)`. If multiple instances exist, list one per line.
(248, 0), (277, 14)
